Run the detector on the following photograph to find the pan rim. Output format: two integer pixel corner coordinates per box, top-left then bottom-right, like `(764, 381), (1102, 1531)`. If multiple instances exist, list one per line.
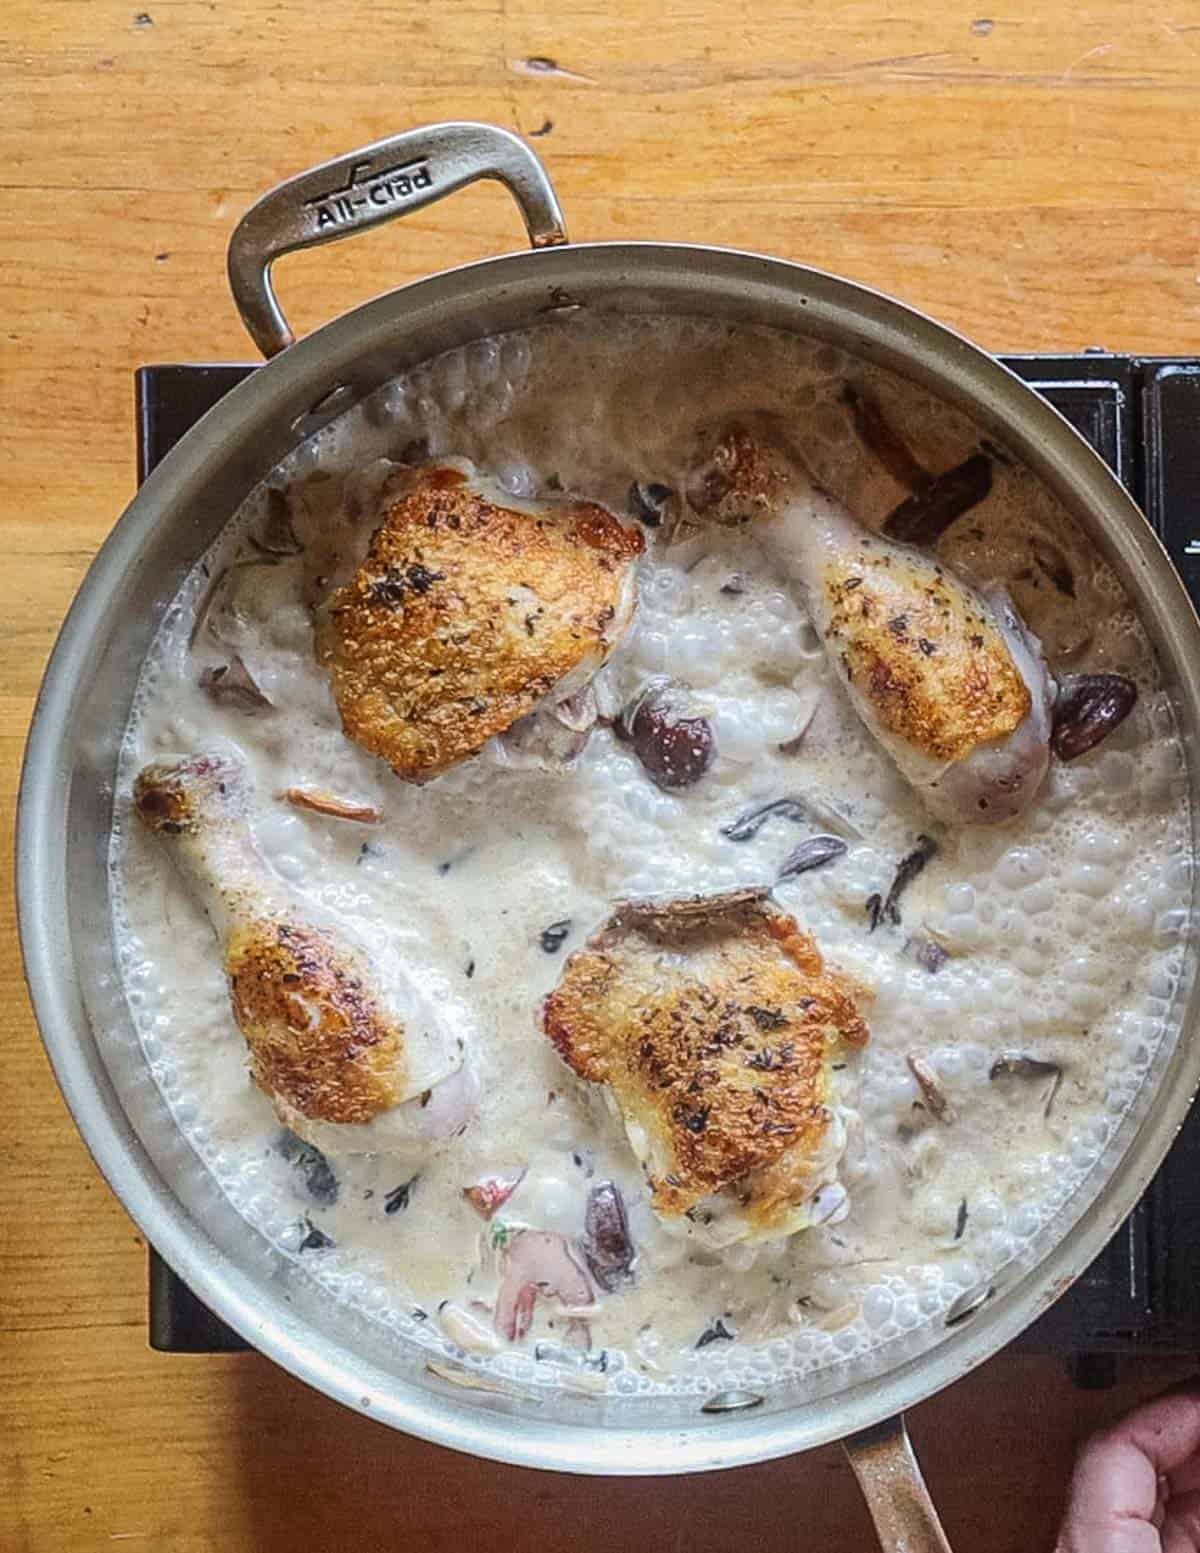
(18, 238), (1200, 1473)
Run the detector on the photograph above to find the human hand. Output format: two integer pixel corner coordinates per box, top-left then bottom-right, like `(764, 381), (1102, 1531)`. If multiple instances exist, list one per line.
(1056, 1382), (1200, 1552)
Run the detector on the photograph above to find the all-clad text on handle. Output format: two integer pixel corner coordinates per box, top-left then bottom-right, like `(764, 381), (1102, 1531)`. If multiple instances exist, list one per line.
(227, 121), (568, 358)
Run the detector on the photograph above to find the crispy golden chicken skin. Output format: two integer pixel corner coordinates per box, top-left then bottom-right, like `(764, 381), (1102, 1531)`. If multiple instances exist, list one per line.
(541, 890), (869, 1238)
(685, 421), (791, 527)
(822, 546), (1029, 765)
(686, 421), (1053, 825)
(134, 754), (473, 1153)
(223, 917), (404, 1124)
(314, 460), (644, 784)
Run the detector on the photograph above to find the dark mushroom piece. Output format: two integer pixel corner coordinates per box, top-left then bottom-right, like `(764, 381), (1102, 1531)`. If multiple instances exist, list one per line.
(581, 1181), (636, 1292)
(837, 384), (995, 545)
(720, 794), (859, 843)
(839, 384), (930, 494)
(298, 1217), (335, 1252)
(1051, 674), (1138, 762)
(882, 454), (994, 547)
(615, 679), (714, 790)
(277, 1129), (339, 1207)
(540, 920), (572, 954)
(777, 835), (847, 880)
(989, 1053), (1064, 1117)
(871, 836), (938, 930)
(628, 481), (677, 528)
(721, 796), (813, 842)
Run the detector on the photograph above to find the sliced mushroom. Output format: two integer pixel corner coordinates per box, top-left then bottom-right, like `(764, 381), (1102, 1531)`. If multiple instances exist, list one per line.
(189, 557), (280, 650)
(720, 794), (861, 844)
(425, 1361), (540, 1401)
(882, 453), (993, 546)
(777, 834), (847, 880)
(198, 655), (274, 715)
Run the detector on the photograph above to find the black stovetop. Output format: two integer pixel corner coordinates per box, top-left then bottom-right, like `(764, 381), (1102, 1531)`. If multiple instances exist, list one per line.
(136, 354), (1200, 1380)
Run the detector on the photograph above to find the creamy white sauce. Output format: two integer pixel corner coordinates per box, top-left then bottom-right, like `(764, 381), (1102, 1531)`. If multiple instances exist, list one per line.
(110, 316), (1192, 1398)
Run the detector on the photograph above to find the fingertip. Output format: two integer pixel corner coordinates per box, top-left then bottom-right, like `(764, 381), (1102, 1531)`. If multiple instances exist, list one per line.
(1097, 1380), (1200, 1477)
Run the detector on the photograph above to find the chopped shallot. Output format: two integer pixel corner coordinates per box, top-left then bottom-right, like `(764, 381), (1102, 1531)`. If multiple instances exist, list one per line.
(462, 1169), (526, 1220)
(281, 787), (382, 824)
(907, 1054), (955, 1123)
(438, 1300), (505, 1354)
(494, 1230), (594, 1342)
(553, 685), (599, 734)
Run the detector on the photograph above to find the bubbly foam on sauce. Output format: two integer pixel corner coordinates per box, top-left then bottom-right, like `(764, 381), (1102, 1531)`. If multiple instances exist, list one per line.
(111, 315), (1192, 1397)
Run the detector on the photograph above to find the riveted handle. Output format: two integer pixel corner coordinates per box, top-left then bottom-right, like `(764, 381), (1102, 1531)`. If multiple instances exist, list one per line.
(844, 1415), (954, 1553)
(227, 121), (568, 358)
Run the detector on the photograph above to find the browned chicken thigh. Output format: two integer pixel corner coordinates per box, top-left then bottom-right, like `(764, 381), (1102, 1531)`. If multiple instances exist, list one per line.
(314, 459), (644, 783)
(134, 753), (475, 1156)
(541, 889), (869, 1243)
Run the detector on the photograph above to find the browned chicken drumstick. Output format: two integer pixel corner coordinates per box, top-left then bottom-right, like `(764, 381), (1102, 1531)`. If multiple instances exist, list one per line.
(541, 889), (869, 1244)
(313, 459), (644, 783)
(686, 422), (1056, 825)
(134, 753), (475, 1156)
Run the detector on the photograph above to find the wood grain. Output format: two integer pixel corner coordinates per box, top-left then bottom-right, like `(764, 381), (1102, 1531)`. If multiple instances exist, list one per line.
(3, 1), (1199, 1549)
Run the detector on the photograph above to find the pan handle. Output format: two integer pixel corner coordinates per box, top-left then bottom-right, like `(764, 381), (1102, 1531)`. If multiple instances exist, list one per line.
(227, 121), (568, 358)
(843, 1414), (954, 1553)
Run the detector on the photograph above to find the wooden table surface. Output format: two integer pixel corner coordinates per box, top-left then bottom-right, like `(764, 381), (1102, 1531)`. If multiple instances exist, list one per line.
(3, 3), (1200, 1549)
